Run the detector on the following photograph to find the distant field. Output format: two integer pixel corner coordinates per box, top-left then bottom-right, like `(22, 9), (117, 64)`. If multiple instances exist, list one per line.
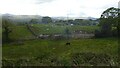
(2, 37), (118, 66)
(2, 24), (118, 66)
(9, 26), (35, 40)
(32, 24), (67, 34)
(7, 24), (99, 40)
(32, 24), (99, 34)
(70, 25), (99, 32)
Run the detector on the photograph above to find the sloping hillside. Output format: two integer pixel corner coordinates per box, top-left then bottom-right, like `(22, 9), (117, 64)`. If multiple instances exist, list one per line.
(9, 26), (36, 40)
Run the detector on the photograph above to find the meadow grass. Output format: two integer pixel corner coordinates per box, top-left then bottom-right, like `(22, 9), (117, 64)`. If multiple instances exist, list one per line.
(6, 24), (99, 41)
(2, 24), (118, 66)
(32, 24), (99, 34)
(2, 37), (118, 60)
(70, 25), (99, 32)
(9, 26), (35, 40)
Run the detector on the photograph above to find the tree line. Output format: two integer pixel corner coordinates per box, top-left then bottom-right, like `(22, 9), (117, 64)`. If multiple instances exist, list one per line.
(95, 7), (120, 37)
(2, 7), (119, 43)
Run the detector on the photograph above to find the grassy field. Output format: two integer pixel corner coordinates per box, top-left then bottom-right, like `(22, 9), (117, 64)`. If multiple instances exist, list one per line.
(70, 25), (99, 32)
(2, 24), (118, 66)
(32, 24), (67, 34)
(9, 26), (35, 40)
(32, 24), (99, 34)
(7, 24), (98, 40)
(2, 37), (118, 66)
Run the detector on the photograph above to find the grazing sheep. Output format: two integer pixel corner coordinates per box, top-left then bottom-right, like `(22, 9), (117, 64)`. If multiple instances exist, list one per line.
(66, 42), (70, 45)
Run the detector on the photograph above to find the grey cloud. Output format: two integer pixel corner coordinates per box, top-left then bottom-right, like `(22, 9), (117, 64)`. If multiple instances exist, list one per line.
(118, 1), (120, 8)
(35, 0), (55, 4)
(79, 12), (86, 16)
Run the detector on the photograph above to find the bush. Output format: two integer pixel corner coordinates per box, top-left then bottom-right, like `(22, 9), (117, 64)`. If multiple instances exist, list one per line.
(71, 52), (117, 66)
(95, 30), (102, 38)
(95, 29), (113, 38)
(112, 29), (118, 37)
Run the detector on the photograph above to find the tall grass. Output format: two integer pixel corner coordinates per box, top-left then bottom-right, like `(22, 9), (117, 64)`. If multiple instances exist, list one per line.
(2, 38), (118, 66)
(32, 24), (99, 34)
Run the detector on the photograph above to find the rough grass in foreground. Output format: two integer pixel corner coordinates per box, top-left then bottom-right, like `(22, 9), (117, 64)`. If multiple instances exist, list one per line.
(2, 38), (118, 66)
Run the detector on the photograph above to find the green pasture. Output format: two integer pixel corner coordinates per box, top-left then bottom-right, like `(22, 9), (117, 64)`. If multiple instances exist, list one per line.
(32, 24), (99, 34)
(2, 37), (118, 66)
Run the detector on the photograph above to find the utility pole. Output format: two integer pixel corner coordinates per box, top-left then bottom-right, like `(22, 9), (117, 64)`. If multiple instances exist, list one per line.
(65, 10), (71, 45)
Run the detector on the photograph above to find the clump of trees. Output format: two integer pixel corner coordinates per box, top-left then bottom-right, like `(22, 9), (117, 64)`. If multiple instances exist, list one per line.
(74, 19), (92, 25)
(2, 19), (13, 43)
(42, 16), (52, 23)
(95, 7), (120, 37)
(29, 19), (39, 24)
(53, 19), (98, 26)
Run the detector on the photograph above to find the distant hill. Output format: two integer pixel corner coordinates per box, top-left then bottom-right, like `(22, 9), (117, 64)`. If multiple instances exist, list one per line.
(52, 16), (98, 20)
(2, 14), (99, 25)
(2, 14), (42, 24)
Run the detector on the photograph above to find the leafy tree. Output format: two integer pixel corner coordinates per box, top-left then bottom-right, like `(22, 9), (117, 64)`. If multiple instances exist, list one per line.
(96, 7), (120, 37)
(118, 9), (120, 38)
(100, 7), (119, 27)
(29, 19), (39, 24)
(42, 16), (52, 23)
(2, 19), (13, 43)
(68, 20), (74, 24)
(74, 19), (93, 26)
(74, 19), (82, 25)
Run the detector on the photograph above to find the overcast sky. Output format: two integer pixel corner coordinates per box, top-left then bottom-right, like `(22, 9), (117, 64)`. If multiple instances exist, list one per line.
(0, 0), (119, 18)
